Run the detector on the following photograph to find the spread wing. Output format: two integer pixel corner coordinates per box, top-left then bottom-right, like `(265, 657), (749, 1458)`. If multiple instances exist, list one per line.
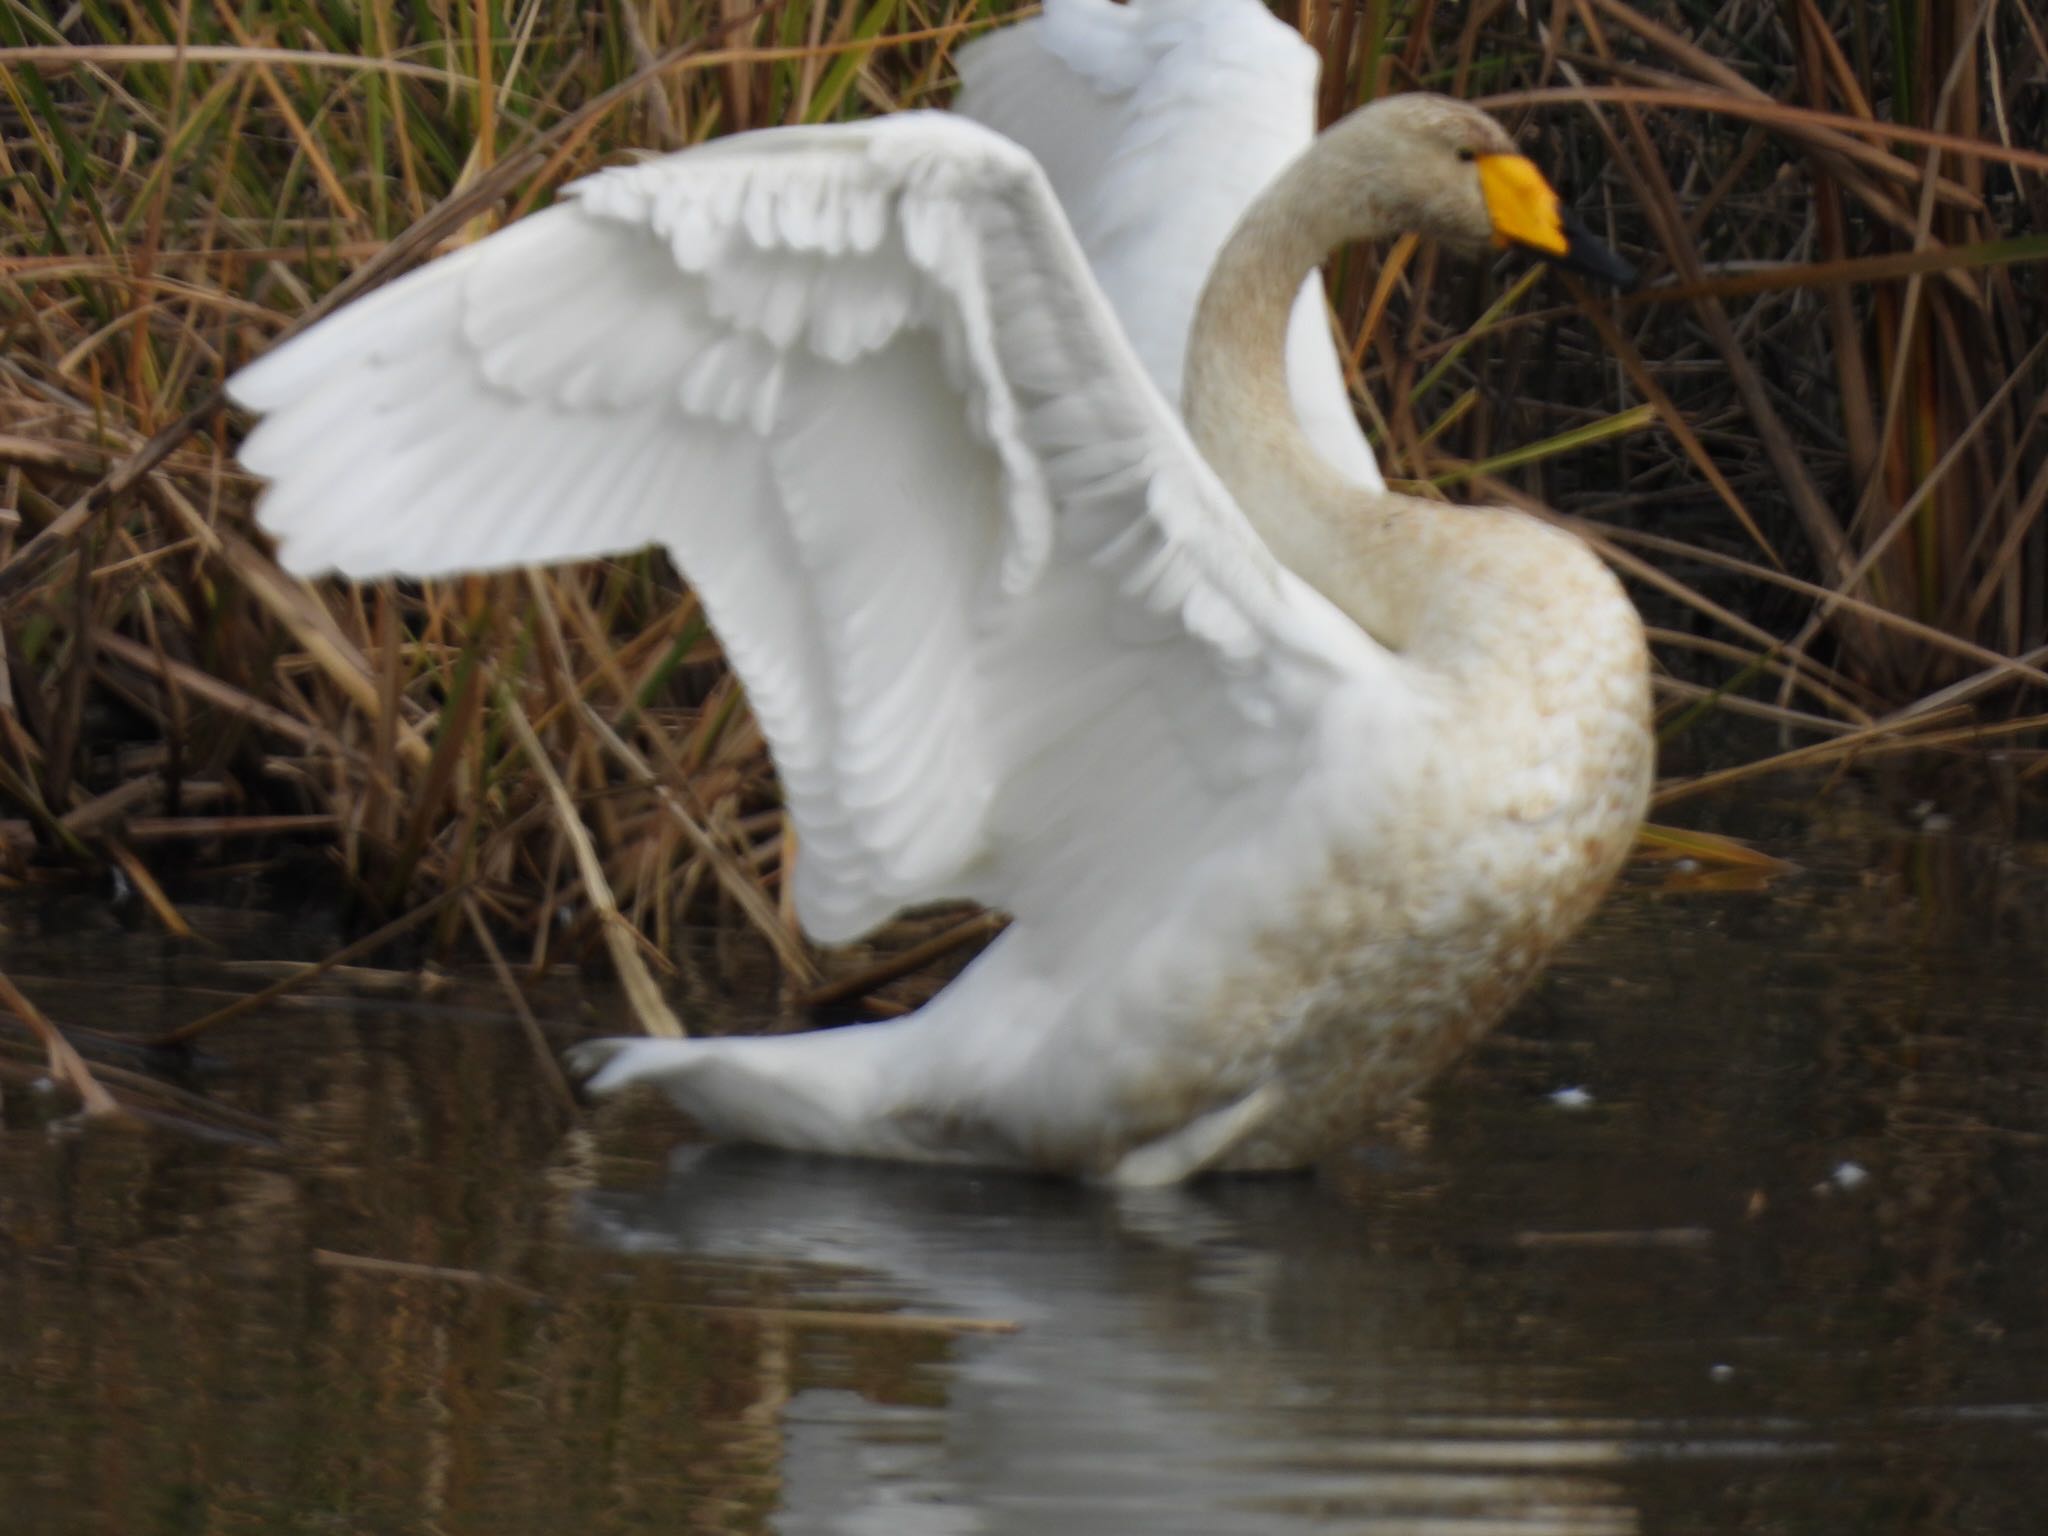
(230, 113), (1394, 945)
(954, 0), (1385, 490)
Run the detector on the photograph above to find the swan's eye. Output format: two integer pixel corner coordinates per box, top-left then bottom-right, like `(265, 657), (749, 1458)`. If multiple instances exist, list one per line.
(1456, 147), (1477, 163)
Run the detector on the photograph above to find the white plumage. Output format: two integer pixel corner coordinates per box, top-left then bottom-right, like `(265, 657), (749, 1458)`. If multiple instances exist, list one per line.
(955, 0), (1385, 489)
(230, 0), (1652, 1182)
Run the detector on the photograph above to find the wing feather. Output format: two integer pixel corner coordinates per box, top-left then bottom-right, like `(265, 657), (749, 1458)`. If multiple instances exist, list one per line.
(955, 0), (1384, 490)
(229, 112), (1393, 946)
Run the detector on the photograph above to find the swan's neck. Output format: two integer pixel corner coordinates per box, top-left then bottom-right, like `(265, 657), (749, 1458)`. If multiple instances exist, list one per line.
(1181, 127), (1438, 646)
(1183, 148), (1370, 509)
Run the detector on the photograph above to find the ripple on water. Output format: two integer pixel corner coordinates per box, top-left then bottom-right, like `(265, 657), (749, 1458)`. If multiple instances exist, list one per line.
(3, 790), (2047, 1533)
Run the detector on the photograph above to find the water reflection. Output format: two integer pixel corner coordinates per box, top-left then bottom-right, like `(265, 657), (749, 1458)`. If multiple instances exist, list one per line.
(3, 786), (2047, 1533)
(580, 1152), (1655, 1534)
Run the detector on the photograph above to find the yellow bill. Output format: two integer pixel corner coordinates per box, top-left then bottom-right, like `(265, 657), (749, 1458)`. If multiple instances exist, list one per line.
(1477, 153), (1637, 289)
(1477, 154), (1568, 255)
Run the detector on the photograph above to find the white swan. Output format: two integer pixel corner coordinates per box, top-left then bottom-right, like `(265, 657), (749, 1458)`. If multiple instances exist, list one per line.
(228, 4), (1652, 1184)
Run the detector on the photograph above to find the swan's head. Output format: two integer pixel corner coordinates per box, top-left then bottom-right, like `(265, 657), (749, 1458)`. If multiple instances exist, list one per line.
(1326, 94), (1637, 289)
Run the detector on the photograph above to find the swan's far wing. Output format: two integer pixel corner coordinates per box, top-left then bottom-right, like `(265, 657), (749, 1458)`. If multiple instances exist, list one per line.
(230, 113), (1392, 946)
(955, 0), (1385, 491)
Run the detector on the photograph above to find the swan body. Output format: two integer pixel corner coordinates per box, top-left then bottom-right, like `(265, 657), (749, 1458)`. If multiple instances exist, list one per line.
(228, 4), (1652, 1183)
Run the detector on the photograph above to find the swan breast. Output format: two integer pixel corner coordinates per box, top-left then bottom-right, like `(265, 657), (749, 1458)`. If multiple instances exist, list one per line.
(1130, 518), (1653, 1172)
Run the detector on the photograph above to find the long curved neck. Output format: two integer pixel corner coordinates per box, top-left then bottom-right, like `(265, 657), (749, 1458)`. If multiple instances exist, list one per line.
(1183, 148), (1365, 497)
(1181, 118), (1422, 638)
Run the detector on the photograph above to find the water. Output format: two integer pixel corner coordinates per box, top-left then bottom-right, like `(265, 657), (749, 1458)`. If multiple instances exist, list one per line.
(3, 782), (2046, 1534)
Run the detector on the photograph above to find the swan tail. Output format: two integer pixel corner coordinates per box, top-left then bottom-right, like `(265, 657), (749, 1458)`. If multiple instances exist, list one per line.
(566, 1036), (698, 1098)
(564, 1028), (940, 1163)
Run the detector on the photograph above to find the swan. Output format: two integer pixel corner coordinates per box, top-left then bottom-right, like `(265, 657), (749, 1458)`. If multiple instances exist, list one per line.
(226, 7), (1652, 1184)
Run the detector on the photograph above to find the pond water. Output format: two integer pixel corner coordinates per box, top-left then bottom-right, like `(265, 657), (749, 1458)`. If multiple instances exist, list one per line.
(3, 779), (2046, 1534)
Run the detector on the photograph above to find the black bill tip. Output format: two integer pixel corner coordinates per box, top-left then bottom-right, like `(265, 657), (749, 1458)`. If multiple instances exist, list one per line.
(1544, 204), (1639, 292)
